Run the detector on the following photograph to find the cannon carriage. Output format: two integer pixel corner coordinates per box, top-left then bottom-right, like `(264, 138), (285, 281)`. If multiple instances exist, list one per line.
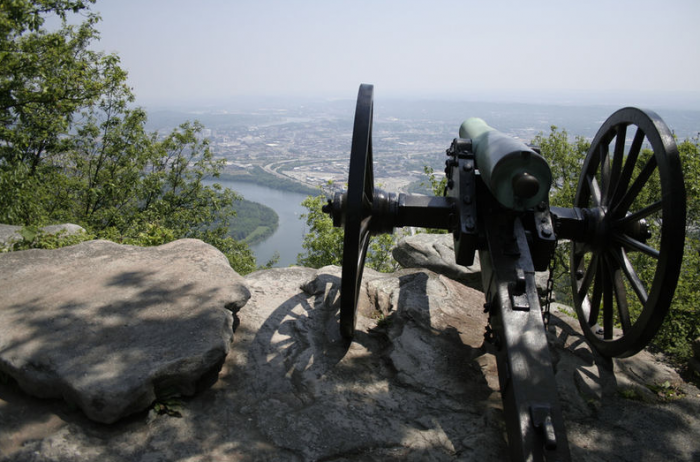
(323, 84), (686, 462)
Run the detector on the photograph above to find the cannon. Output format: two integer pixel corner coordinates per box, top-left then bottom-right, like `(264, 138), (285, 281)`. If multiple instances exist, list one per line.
(323, 84), (687, 461)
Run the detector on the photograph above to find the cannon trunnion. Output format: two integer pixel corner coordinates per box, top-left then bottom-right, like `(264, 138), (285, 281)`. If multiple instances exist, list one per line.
(323, 84), (686, 462)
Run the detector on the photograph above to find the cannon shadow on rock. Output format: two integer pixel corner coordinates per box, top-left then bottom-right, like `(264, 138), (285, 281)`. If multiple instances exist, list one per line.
(227, 268), (506, 461)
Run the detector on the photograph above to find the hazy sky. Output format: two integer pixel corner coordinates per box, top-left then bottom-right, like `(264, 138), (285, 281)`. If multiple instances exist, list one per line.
(92, 0), (700, 105)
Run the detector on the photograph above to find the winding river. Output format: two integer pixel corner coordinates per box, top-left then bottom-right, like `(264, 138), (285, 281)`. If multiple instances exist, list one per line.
(206, 180), (310, 267)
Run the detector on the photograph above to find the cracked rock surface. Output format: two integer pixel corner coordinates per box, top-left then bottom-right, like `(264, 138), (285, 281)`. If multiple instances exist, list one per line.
(1, 261), (699, 461)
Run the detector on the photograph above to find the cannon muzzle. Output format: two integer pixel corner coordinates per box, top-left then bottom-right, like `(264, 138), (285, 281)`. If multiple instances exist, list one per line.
(460, 118), (551, 211)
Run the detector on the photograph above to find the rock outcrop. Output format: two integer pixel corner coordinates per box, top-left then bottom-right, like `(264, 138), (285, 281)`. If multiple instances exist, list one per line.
(392, 233), (482, 289)
(392, 233), (552, 295)
(1, 238), (699, 461)
(0, 239), (250, 424)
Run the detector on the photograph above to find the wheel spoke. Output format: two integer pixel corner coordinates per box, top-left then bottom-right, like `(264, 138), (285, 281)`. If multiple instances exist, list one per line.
(614, 200), (663, 227)
(588, 258), (603, 327)
(606, 253), (632, 334)
(576, 252), (599, 302)
(610, 128), (645, 208)
(609, 246), (649, 307)
(587, 175), (603, 207)
(600, 143), (612, 205)
(602, 259), (614, 340)
(613, 233), (660, 259)
(608, 125), (627, 204)
(613, 154), (658, 216)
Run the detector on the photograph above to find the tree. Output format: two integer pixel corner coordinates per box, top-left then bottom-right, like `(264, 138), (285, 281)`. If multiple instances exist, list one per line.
(532, 126), (589, 208)
(0, 1), (258, 274)
(297, 192), (344, 268)
(0, 1), (108, 224)
(657, 138), (700, 359)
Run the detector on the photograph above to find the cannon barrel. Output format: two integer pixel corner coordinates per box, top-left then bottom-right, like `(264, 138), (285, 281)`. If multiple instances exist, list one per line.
(459, 118), (551, 211)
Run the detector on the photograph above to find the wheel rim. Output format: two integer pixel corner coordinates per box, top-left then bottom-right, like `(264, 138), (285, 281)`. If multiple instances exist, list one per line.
(339, 84), (375, 339)
(570, 107), (686, 357)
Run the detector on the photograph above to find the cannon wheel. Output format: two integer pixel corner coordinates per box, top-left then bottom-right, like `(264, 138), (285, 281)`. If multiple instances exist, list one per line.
(571, 107), (686, 358)
(339, 84), (375, 339)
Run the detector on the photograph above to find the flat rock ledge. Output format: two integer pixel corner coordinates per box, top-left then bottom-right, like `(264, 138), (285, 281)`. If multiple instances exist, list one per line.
(0, 239), (250, 424)
(1, 264), (699, 461)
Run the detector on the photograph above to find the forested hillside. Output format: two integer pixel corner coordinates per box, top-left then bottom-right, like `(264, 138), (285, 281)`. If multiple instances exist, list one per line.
(0, 0), (261, 274)
(229, 199), (278, 244)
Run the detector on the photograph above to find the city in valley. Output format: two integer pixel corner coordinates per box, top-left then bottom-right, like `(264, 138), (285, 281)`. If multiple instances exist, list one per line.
(147, 98), (700, 195)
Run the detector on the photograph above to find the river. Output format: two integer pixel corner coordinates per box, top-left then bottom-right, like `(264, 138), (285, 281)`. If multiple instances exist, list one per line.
(205, 179), (310, 267)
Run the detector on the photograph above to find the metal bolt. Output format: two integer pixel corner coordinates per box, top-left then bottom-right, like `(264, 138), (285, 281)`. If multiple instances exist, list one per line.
(463, 194), (472, 204)
(465, 216), (475, 231)
(575, 270), (584, 280)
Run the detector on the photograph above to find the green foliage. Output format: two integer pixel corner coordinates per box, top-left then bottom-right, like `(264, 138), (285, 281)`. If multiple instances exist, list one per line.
(297, 183), (398, 272)
(297, 190), (344, 268)
(228, 199), (279, 244)
(419, 166), (449, 235)
(422, 165), (447, 197)
(618, 387), (645, 401)
(9, 226), (94, 251)
(678, 138), (700, 224)
(152, 399), (182, 418)
(0, 1), (258, 275)
(652, 139), (700, 359)
(534, 127), (590, 307)
(646, 380), (685, 401)
(366, 233), (400, 273)
(533, 126), (590, 208)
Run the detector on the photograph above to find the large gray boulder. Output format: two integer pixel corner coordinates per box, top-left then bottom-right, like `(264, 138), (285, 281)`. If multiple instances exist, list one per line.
(392, 233), (482, 289)
(393, 233), (551, 293)
(0, 239), (250, 424)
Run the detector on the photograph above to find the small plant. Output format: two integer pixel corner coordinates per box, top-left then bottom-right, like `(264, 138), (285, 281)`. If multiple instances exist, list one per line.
(646, 381), (685, 401)
(152, 398), (183, 417)
(11, 227), (94, 251)
(371, 311), (392, 329)
(618, 387), (645, 401)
